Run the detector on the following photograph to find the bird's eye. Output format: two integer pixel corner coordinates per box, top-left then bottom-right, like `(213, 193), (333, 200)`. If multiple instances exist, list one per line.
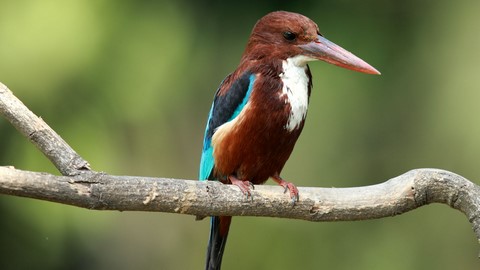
(283, 31), (296, 41)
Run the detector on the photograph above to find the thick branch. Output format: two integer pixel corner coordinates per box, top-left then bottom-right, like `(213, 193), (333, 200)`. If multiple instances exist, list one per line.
(1, 81), (480, 250)
(0, 82), (90, 176)
(1, 166), (479, 241)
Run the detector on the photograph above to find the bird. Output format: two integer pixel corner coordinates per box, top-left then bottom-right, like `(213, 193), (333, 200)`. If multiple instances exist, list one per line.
(199, 11), (380, 270)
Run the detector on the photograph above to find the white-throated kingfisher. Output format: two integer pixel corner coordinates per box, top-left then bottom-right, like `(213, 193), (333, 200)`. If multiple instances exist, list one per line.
(199, 11), (380, 270)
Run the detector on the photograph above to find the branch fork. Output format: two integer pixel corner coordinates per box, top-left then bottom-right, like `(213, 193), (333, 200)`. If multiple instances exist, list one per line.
(1, 81), (479, 250)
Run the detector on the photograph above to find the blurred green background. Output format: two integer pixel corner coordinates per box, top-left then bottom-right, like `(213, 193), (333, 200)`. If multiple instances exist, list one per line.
(1, 0), (479, 269)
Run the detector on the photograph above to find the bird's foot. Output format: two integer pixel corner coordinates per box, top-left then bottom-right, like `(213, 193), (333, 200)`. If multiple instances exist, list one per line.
(229, 175), (254, 201)
(272, 174), (299, 204)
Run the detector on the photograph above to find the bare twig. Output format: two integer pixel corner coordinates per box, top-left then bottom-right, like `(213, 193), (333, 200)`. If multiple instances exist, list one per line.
(1, 81), (479, 250)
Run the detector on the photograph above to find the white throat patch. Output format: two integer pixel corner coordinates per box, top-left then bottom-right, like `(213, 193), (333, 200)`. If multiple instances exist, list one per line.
(279, 55), (312, 131)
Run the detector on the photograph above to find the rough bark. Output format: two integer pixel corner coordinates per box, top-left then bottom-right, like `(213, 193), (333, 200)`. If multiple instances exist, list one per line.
(1, 81), (479, 248)
(0, 83), (90, 176)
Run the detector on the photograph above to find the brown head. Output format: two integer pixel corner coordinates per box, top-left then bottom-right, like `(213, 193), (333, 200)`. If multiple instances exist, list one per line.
(242, 11), (380, 74)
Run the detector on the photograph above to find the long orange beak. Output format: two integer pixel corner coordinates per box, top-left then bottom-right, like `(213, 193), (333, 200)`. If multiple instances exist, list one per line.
(299, 35), (380, 75)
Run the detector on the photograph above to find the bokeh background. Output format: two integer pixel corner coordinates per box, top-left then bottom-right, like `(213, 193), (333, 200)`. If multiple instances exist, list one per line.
(1, 0), (479, 269)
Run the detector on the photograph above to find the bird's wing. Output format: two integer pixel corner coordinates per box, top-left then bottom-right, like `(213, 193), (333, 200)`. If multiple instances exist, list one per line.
(199, 71), (256, 180)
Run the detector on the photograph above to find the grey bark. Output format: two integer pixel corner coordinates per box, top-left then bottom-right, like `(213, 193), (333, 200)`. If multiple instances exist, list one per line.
(0, 83), (90, 176)
(1, 82), (479, 250)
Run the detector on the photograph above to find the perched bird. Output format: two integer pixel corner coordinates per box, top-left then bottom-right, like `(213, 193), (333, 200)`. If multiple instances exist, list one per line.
(199, 11), (379, 270)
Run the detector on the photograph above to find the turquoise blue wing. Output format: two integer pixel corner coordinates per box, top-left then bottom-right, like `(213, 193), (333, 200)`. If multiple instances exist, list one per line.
(199, 72), (256, 180)
(199, 103), (215, 180)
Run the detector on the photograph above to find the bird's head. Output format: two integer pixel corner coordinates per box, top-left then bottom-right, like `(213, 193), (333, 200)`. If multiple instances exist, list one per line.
(242, 11), (380, 75)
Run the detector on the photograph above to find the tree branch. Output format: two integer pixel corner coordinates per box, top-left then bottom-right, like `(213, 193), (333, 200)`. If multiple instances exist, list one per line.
(1, 166), (480, 240)
(0, 82), (90, 176)
(1, 81), (480, 249)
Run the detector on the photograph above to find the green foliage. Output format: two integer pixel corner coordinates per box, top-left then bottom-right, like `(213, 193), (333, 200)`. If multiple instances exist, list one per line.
(1, 1), (479, 269)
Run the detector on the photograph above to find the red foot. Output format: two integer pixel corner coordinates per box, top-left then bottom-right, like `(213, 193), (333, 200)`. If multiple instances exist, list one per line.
(272, 174), (299, 203)
(229, 175), (254, 199)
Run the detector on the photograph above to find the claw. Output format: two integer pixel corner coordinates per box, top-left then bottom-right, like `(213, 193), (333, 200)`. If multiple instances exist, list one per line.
(272, 174), (299, 205)
(229, 175), (254, 201)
